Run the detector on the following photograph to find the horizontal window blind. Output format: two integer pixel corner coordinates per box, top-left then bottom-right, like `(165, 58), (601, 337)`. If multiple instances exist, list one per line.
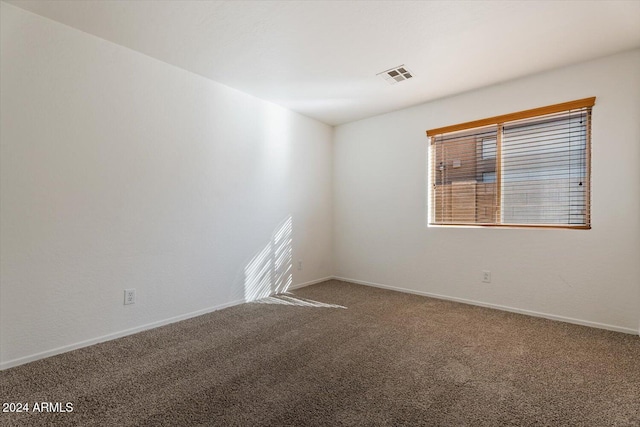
(427, 98), (594, 229)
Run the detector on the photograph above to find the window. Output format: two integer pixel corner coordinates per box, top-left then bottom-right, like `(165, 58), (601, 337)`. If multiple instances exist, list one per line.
(482, 172), (496, 183)
(481, 137), (496, 159)
(427, 97), (594, 229)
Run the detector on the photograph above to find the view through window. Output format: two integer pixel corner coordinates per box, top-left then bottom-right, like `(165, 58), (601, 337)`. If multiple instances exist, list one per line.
(427, 98), (594, 228)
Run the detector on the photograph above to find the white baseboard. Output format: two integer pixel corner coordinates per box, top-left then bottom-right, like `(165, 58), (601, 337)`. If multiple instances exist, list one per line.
(1, 275), (336, 371)
(3, 274), (635, 370)
(0, 297), (245, 371)
(333, 276), (639, 336)
(288, 276), (334, 290)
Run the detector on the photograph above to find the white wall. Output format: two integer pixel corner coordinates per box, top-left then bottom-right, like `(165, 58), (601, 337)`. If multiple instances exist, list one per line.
(334, 49), (640, 333)
(2, 2), (638, 371)
(0, 3), (333, 368)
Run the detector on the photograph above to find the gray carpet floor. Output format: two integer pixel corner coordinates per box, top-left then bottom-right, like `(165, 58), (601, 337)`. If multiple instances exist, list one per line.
(1, 280), (639, 426)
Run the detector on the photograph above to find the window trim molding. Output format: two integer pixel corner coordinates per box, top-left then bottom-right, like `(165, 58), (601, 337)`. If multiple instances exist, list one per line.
(429, 223), (592, 230)
(426, 97), (596, 138)
(427, 97), (595, 230)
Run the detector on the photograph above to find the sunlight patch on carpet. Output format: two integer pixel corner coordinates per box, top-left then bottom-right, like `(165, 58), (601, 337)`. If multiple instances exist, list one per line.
(255, 293), (346, 309)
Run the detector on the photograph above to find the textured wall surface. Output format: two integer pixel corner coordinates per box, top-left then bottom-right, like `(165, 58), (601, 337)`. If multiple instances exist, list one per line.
(2, 2), (639, 370)
(0, 3), (333, 367)
(334, 49), (640, 333)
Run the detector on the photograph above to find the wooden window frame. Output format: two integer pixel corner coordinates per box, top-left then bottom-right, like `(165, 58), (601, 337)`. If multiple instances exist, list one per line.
(427, 97), (595, 229)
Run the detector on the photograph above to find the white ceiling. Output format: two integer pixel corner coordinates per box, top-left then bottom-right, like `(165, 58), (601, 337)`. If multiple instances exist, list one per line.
(6, 0), (640, 125)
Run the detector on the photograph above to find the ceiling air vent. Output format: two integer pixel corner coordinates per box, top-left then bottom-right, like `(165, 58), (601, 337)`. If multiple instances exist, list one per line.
(377, 65), (414, 85)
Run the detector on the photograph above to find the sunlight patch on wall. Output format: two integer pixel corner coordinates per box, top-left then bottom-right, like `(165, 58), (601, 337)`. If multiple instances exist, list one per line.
(244, 216), (293, 301)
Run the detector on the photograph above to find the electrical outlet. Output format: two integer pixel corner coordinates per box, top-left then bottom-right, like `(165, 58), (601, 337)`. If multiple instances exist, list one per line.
(297, 260), (303, 270)
(482, 271), (491, 283)
(124, 289), (136, 305)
